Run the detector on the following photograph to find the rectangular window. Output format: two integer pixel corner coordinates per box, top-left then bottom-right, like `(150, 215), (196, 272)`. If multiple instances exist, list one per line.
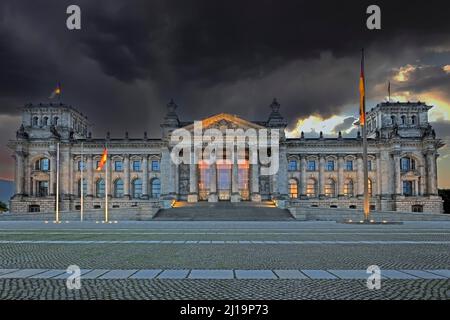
(151, 160), (160, 171)
(346, 160), (353, 171)
(326, 160), (335, 171)
(307, 160), (316, 171)
(367, 160), (372, 171)
(133, 160), (141, 171)
(288, 160), (297, 171)
(403, 181), (413, 196)
(41, 159), (50, 171)
(114, 161), (123, 171)
(37, 181), (49, 197)
(78, 161), (85, 171)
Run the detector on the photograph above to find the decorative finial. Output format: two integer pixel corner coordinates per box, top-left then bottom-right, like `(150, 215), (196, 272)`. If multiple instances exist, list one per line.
(144, 131), (148, 140)
(319, 131), (323, 139)
(167, 99), (178, 113)
(270, 98), (280, 112)
(106, 131), (110, 140)
(338, 131), (342, 139)
(300, 131), (305, 139)
(125, 131), (129, 139)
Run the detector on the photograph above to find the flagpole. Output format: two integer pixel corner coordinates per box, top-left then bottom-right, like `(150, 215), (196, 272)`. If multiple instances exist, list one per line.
(56, 142), (60, 223)
(361, 49), (370, 221)
(80, 142), (84, 222)
(105, 144), (108, 222)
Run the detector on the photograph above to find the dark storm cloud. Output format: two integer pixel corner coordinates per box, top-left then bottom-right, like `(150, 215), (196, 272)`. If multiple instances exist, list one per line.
(332, 117), (357, 133)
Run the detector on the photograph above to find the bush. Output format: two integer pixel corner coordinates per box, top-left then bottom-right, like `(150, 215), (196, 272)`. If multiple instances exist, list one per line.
(0, 201), (8, 213)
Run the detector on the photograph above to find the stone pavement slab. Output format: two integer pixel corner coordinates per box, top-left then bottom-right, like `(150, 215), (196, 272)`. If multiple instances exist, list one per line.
(426, 270), (450, 278)
(98, 269), (138, 279)
(53, 269), (93, 279)
(129, 269), (162, 279)
(273, 270), (308, 279)
(301, 270), (338, 279)
(0, 269), (18, 276)
(157, 269), (189, 279)
(328, 270), (371, 279)
(382, 270), (418, 279)
(401, 270), (446, 279)
(235, 270), (277, 279)
(30, 270), (66, 279)
(0, 269), (48, 278)
(189, 269), (234, 279)
(82, 269), (110, 279)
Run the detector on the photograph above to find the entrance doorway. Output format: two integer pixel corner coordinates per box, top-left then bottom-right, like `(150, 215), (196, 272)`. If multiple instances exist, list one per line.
(217, 160), (231, 201)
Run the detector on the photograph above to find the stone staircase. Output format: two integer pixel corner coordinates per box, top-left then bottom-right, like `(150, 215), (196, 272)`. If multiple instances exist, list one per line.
(153, 201), (295, 221)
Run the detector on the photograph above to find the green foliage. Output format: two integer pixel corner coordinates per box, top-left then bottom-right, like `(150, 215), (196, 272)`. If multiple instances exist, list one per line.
(0, 201), (8, 212)
(438, 189), (450, 214)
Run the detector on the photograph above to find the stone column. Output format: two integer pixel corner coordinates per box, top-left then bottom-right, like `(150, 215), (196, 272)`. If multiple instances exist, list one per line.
(142, 155), (149, 199)
(231, 151), (240, 202)
(418, 164), (425, 196)
(188, 149), (198, 202)
(426, 151), (437, 195)
(337, 156), (344, 197)
(208, 163), (218, 202)
(357, 155), (364, 197)
(393, 152), (402, 196)
(300, 156), (307, 198)
(376, 154), (382, 196)
(62, 147), (70, 197)
(106, 154), (112, 197)
(250, 162), (261, 202)
(123, 154), (130, 199)
(318, 155), (325, 198)
(25, 155), (31, 196)
(14, 152), (24, 195)
(277, 145), (288, 199)
(86, 155), (93, 197)
(49, 152), (56, 196)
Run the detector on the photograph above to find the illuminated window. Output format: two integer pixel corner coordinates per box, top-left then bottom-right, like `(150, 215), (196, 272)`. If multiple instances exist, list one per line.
(344, 179), (354, 197)
(306, 178), (317, 198)
(368, 179), (373, 196)
(289, 179), (298, 199)
(325, 179), (336, 197)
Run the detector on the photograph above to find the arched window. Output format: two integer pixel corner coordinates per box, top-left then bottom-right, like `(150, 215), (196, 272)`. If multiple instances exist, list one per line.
(306, 178), (317, 198)
(391, 115), (396, 125)
(151, 178), (161, 198)
(132, 178), (143, 199)
(32, 116), (39, 127)
(96, 179), (105, 198)
(411, 115), (416, 125)
(43, 116), (49, 126)
(114, 179), (124, 198)
(344, 179), (354, 197)
(325, 179), (336, 198)
(401, 115), (406, 125)
(78, 178), (87, 197)
(368, 179), (373, 196)
(35, 158), (50, 171)
(288, 179), (298, 199)
(53, 117), (59, 126)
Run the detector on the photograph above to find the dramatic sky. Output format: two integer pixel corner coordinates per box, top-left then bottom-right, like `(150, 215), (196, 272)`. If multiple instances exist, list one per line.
(0, 0), (449, 187)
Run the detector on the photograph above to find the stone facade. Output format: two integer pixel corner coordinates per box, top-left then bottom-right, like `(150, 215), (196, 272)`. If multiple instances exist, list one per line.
(8, 100), (444, 214)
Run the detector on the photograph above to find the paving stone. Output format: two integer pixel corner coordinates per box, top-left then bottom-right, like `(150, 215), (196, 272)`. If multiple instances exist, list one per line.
(235, 270), (277, 279)
(52, 269), (93, 279)
(301, 270), (338, 279)
(30, 270), (66, 279)
(274, 270), (308, 279)
(98, 269), (138, 279)
(0, 269), (48, 279)
(129, 269), (162, 279)
(0, 269), (18, 276)
(425, 270), (450, 278)
(328, 270), (371, 279)
(382, 270), (418, 279)
(401, 270), (446, 279)
(189, 269), (234, 279)
(157, 270), (189, 279)
(81, 269), (110, 279)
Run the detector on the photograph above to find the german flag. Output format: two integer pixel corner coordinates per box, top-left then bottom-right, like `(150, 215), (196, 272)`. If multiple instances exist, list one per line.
(359, 49), (366, 126)
(96, 148), (108, 171)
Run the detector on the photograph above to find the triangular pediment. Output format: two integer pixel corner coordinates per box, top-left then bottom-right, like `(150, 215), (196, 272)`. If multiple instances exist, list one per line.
(182, 113), (265, 131)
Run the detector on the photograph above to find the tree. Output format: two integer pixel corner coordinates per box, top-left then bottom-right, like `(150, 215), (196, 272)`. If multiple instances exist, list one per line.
(0, 201), (8, 213)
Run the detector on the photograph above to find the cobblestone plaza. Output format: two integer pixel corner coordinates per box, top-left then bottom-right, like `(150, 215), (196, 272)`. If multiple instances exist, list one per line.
(0, 220), (448, 300)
